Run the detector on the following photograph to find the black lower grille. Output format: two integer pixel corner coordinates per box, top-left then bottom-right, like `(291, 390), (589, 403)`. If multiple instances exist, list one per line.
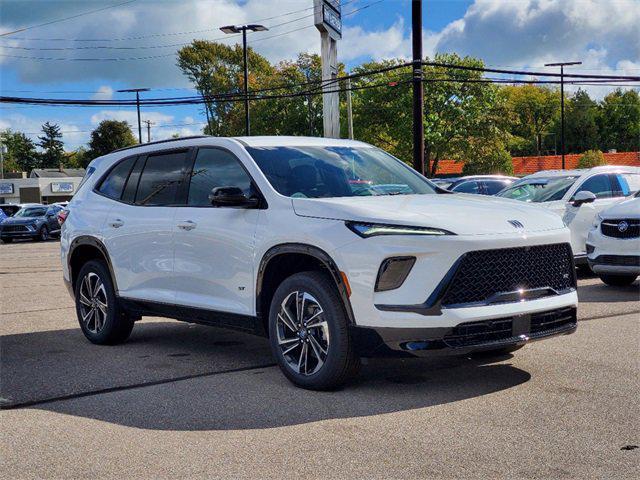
(1, 225), (28, 233)
(530, 307), (576, 334)
(443, 307), (576, 348)
(601, 219), (640, 239)
(441, 243), (575, 307)
(595, 255), (640, 267)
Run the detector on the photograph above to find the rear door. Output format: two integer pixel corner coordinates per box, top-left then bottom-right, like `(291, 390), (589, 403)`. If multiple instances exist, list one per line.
(102, 149), (191, 303)
(173, 147), (261, 316)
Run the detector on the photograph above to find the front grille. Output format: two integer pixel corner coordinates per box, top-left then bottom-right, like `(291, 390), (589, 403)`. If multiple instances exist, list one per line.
(443, 307), (576, 348)
(1, 225), (28, 233)
(601, 219), (640, 239)
(441, 243), (575, 307)
(443, 318), (513, 348)
(530, 307), (576, 334)
(595, 255), (640, 267)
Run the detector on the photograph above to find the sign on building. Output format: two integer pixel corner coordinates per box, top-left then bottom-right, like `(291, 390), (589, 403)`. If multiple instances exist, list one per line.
(0, 183), (14, 195)
(51, 182), (74, 193)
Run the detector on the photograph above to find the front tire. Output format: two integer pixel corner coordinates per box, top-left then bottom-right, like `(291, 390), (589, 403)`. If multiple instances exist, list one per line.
(598, 274), (638, 286)
(75, 260), (134, 345)
(268, 271), (360, 390)
(36, 225), (49, 241)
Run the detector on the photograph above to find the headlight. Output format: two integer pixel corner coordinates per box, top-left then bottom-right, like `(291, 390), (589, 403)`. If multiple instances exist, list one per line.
(345, 221), (454, 237)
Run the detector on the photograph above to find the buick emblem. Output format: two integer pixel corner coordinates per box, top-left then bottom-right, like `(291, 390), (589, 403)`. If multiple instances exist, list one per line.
(508, 220), (524, 229)
(618, 221), (629, 233)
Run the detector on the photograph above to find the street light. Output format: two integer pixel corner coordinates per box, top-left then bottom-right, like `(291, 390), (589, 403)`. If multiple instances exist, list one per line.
(116, 88), (150, 143)
(220, 24), (269, 136)
(544, 61), (582, 169)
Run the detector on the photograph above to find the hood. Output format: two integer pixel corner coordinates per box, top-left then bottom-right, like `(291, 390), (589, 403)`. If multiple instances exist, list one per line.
(292, 193), (565, 235)
(2, 216), (43, 225)
(601, 197), (639, 219)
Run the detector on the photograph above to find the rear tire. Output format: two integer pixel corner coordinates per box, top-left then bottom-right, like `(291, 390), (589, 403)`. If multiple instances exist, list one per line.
(598, 274), (638, 287)
(36, 225), (49, 242)
(75, 260), (134, 345)
(268, 271), (360, 390)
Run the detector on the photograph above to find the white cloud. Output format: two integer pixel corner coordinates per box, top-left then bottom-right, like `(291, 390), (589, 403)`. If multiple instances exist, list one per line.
(91, 86), (114, 100)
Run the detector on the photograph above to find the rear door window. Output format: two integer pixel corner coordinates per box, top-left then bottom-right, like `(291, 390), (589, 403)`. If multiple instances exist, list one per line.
(135, 150), (190, 206)
(613, 173), (640, 196)
(97, 156), (137, 200)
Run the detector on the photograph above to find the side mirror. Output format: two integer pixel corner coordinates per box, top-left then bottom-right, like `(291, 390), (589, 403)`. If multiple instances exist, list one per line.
(571, 190), (597, 207)
(209, 186), (259, 208)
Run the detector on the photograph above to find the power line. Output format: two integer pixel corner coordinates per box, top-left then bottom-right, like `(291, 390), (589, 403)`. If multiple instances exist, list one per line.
(0, 0), (138, 38)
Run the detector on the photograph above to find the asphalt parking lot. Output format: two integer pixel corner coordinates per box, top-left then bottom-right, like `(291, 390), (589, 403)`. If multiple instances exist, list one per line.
(1, 240), (638, 479)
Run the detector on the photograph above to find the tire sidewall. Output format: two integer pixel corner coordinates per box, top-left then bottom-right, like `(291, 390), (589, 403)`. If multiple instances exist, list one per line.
(38, 226), (49, 241)
(74, 260), (120, 344)
(268, 272), (352, 389)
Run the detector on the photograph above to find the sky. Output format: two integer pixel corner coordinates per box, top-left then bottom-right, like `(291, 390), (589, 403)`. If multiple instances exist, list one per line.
(1, 0), (639, 150)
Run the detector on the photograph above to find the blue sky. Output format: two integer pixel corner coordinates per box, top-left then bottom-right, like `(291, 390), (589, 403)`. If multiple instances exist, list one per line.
(1, 0), (638, 149)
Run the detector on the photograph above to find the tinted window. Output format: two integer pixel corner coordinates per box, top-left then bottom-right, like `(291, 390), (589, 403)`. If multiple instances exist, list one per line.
(188, 148), (253, 206)
(452, 181), (480, 194)
(136, 151), (189, 206)
(483, 180), (511, 195)
(15, 207), (47, 218)
(575, 174), (613, 199)
(98, 156), (136, 200)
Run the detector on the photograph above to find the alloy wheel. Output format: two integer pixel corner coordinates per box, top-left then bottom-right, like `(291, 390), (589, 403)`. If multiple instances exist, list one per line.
(276, 291), (330, 376)
(78, 272), (109, 334)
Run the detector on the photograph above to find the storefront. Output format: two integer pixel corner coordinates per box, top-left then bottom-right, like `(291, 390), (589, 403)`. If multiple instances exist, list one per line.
(0, 177), (83, 205)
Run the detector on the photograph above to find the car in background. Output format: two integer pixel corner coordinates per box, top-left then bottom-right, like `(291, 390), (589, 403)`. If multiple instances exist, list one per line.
(448, 175), (518, 195)
(0, 203), (40, 218)
(497, 166), (640, 262)
(431, 177), (459, 189)
(0, 204), (63, 243)
(586, 191), (639, 286)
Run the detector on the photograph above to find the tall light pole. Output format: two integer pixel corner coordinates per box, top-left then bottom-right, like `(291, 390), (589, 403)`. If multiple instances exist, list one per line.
(412, 0), (425, 176)
(220, 24), (268, 136)
(117, 88), (150, 144)
(544, 61), (582, 169)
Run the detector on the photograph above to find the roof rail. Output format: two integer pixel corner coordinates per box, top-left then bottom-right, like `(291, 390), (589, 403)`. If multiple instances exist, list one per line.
(112, 135), (210, 153)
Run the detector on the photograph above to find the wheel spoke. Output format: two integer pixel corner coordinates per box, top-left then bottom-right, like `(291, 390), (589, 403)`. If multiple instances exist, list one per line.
(278, 310), (297, 333)
(282, 341), (301, 356)
(304, 308), (323, 326)
(81, 307), (93, 323)
(308, 336), (325, 371)
(92, 278), (103, 298)
(298, 342), (308, 374)
(278, 337), (299, 346)
(296, 291), (304, 324)
(309, 334), (327, 357)
(306, 320), (328, 331)
(79, 292), (92, 307)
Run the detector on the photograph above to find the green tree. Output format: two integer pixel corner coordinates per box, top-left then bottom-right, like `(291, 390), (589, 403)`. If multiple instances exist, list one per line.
(557, 89), (599, 154)
(87, 120), (136, 162)
(501, 85), (560, 156)
(597, 89), (640, 152)
(1, 129), (39, 172)
(38, 122), (65, 168)
(65, 147), (90, 169)
(577, 149), (607, 168)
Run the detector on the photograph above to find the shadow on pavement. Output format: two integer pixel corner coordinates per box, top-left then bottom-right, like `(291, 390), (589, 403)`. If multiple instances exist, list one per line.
(3, 321), (530, 430)
(577, 281), (639, 303)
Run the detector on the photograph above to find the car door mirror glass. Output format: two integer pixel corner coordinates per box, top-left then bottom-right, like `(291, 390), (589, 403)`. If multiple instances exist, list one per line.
(571, 190), (596, 206)
(209, 186), (258, 208)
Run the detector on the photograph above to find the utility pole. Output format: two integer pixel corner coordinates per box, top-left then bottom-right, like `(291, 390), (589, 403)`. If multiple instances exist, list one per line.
(143, 120), (155, 143)
(412, 0), (425, 175)
(220, 24), (269, 136)
(0, 140), (5, 180)
(346, 77), (354, 139)
(544, 61), (582, 169)
(117, 88), (150, 144)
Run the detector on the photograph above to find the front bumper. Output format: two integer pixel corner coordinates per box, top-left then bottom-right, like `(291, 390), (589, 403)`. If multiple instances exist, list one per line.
(586, 227), (640, 275)
(0, 226), (39, 240)
(351, 306), (577, 357)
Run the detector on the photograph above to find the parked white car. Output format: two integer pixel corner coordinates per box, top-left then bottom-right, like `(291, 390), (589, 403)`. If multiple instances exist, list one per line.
(497, 166), (640, 262)
(60, 136), (578, 389)
(586, 192), (639, 286)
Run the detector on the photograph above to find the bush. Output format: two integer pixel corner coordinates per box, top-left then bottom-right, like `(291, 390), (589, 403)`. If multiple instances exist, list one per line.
(577, 149), (606, 168)
(462, 148), (514, 175)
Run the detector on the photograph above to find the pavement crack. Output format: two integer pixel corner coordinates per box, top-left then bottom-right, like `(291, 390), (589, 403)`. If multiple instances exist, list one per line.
(0, 363), (277, 410)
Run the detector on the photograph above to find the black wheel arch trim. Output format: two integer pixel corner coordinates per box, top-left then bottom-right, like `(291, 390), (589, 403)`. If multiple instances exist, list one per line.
(68, 235), (119, 294)
(256, 243), (356, 324)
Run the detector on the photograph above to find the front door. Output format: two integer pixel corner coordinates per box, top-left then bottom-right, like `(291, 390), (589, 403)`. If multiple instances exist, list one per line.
(173, 147), (260, 317)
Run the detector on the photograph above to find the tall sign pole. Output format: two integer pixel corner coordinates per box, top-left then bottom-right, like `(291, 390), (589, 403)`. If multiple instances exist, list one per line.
(412, 0), (425, 175)
(314, 0), (341, 138)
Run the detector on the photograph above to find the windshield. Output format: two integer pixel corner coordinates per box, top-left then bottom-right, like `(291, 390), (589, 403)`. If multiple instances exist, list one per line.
(247, 146), (437, 198)
(497, 176), (578, 202)
(14, 207), (47, 218)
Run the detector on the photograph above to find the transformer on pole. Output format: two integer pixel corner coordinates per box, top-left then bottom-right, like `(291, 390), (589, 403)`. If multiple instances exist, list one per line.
(314, 0), (341, 138)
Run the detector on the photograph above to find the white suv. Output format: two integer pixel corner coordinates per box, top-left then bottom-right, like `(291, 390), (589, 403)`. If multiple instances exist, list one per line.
(586, 192), (639, 286)
(61, 136), (578, 389)
(497, 166), (640, 262)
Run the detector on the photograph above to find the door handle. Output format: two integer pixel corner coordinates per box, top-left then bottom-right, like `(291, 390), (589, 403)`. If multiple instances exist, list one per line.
(177, 220), (197, 231)
(109, 219), (124, 228)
